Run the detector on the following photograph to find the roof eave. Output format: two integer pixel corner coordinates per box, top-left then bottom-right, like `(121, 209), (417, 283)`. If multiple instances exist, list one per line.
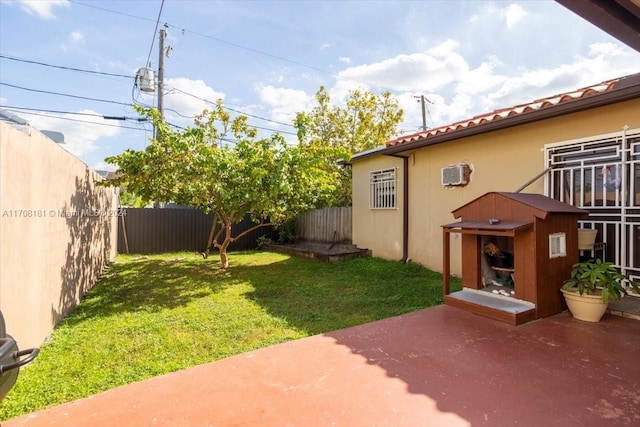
(352, 76), (640, 162)
(556, 0), (640, 52)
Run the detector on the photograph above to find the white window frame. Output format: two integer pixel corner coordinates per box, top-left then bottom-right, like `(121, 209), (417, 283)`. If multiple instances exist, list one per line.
(549, 233), (567, 259)
(370, 168), (397, 209)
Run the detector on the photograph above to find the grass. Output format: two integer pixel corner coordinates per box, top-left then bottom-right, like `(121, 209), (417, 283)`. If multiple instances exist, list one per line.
(0, 251), (460, 420)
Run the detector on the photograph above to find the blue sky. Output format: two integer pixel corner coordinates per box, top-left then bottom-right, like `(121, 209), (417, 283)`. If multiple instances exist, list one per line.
(1, 0), (639, 171)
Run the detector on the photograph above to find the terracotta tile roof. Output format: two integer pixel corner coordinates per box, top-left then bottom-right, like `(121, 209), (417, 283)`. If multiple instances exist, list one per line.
(386, 77), (624, 148)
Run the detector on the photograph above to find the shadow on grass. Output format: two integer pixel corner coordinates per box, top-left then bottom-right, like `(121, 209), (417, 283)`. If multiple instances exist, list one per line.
(62, 251), (461, 337)
(237, 255), (461, 335)
(60, 257), (233, 327)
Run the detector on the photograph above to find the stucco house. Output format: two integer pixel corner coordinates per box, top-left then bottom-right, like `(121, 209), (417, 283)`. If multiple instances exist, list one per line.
(351, 72), (640, 290)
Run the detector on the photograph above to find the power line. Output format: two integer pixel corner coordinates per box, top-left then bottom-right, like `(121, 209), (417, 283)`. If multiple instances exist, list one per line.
(144, 0), (166, 69)
(1, 82), (134, 107)
(70, 0), (157, 23)
(3, 109), (151, 131)
(166, 25), (395, 92)
(2, 106), (189, 132)
(69, 0), (398, 93)
(252, 125), (296, 136)
(3, 74), (297, 135)
(1, 107), (288, 143)
(0, 105), (148, 122)
(0, 54), (294, 127)
(2, 51), (300, 129)
(168, 87), (296, 128)
(3, 83), (295, 136)
(166, 25), (399, 93)
(4, 107), (272, 148)
(0, 54), (134, 79)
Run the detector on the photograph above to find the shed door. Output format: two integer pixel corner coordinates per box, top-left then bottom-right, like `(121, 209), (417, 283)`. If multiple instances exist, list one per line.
(545, 127), (640, 289)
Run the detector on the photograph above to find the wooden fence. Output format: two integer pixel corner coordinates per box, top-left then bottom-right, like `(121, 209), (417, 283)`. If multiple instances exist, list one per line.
(295, 207), (352, 243)
(117, 208), (277, 254)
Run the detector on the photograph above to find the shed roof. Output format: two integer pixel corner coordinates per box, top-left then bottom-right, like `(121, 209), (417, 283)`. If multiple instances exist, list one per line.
(441, 220), (533, 236)
(452, 192), (588, 221)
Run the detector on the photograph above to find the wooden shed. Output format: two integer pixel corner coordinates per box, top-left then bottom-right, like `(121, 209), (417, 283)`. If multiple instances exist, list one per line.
(442, 192), (588, 325)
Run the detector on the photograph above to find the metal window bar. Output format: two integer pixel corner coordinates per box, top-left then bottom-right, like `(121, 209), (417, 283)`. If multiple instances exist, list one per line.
(369, 168), (397, 209)
(545, 128), (640, 294)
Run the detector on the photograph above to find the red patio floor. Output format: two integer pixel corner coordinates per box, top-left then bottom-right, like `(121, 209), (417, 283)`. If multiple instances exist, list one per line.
(5, 305), (640, 426)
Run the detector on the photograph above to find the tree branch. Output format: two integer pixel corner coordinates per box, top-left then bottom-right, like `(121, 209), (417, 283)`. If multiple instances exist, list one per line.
(232, 220), (273, 242)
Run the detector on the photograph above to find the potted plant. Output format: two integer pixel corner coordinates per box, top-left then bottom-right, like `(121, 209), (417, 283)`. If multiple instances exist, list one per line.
(561, 259), (640, 322)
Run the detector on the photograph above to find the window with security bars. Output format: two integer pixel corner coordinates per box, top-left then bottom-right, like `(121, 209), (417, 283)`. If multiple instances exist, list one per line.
(370, 168), (397, 209)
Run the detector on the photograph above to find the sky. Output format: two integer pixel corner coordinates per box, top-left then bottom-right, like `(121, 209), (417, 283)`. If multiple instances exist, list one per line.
(0, 0), (639, 172)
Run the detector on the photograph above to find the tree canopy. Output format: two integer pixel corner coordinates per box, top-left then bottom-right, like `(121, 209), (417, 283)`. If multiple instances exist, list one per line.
(105, 102), (335, 268)
(294, 86), (404, 206)
(104, 88), (403, 266)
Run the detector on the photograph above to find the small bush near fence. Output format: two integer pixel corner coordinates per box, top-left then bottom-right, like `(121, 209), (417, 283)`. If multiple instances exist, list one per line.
(118, 208), (278, 254)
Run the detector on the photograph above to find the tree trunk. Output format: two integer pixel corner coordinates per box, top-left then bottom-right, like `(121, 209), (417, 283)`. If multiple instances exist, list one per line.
(218, 222), (233, 269)
(219, 247), (229, 269)
(219, 240), (231, 269)
(203, 215), (218, 259)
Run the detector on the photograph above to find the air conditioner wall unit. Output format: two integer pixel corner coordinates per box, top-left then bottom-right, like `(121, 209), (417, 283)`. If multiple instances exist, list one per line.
(441, 164), (470, 186)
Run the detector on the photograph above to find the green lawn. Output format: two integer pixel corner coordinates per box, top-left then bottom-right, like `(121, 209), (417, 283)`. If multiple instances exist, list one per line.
(0, 251), (460, 420)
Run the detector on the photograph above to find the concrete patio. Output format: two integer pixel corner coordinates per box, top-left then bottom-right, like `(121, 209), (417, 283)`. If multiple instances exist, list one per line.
(5, 305), (640, 426)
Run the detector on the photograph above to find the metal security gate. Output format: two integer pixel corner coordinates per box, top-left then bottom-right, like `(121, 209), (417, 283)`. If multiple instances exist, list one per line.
(545, 127), (640, 289)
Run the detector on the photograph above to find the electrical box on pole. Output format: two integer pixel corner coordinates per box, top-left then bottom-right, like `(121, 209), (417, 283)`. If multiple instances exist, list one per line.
(137, 68), (156, 93)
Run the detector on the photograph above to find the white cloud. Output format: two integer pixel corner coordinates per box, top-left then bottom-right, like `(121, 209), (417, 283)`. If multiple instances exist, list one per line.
(457, 58), (506, 95)
(18, 0), (69, 20)
(469, 3), (526, 30)
(26, 110), (120, 158)
(469, 3), (498, 24)
(483, 42), (640, 112)
(339, 57), (351, 64)
(108, 60), (138, 75)
(504, 4), (526, 29)
(426, 39), (460, 57)
(69, 31), (84, 44)
(256, 85), (312, 124)
(320, 44), (330, 50)
(324, 38), (639, 132)
(161, 78), (226, 122)
(588, 42), (629, 57)
(92, 161), (117, 172)
(335, 39), (469, 94)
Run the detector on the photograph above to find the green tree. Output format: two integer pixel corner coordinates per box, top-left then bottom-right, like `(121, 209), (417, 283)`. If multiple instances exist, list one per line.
(118, 186), (149, 208)
(294, 86), (404, 205)
(104, 102), (333, 269)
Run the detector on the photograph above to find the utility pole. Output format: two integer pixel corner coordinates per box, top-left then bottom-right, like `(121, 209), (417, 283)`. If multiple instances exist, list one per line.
(153, 24), (168, 209)
(414, 95), (432, 131)
(157, 24), (167, 126)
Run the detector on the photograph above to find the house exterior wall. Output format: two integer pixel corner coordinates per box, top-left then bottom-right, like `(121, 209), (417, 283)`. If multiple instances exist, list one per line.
(0, 122), (118, 349)
(352, 155), (405, 260)
(352, 98), (640, 275)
